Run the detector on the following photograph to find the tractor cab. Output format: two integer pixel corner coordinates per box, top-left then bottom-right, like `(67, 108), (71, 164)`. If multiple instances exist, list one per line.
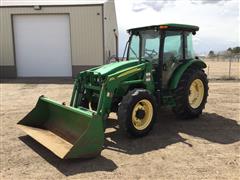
(126, 24), (199, 87)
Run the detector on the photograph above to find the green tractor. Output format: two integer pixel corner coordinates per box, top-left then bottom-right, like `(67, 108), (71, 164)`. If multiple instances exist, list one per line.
(18, 24), (208, 159)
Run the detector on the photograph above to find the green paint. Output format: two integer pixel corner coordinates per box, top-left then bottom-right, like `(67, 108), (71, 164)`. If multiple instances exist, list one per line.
(169, 59), (207, 89)
(18, 23), (207, 159)
(89, 60), (139, 76)
(161, 23), (199, 31)
(129, 23), (199, 33)
(18, 97), (104, 159)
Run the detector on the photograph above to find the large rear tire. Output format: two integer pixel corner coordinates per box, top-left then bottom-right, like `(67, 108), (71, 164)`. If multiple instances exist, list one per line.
(172, 67), (208, 119)
(118, 89), (157, 137)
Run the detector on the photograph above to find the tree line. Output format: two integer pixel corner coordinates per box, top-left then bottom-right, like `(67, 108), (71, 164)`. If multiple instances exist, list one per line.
(208, 46), (240, 57)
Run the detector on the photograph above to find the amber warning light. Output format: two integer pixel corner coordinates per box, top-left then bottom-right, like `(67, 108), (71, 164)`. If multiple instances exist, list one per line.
(160, 25), (168, 29)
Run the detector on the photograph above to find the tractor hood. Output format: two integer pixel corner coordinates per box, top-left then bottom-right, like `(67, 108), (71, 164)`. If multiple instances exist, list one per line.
(88, 60), (140, 76)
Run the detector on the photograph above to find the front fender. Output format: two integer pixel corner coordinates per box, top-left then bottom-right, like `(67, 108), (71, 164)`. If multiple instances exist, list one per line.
(169, 59), (207, 89)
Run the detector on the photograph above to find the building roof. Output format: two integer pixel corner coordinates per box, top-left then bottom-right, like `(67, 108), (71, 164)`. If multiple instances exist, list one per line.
(1, 0), (108, 7)
(128, 23), (200, 33)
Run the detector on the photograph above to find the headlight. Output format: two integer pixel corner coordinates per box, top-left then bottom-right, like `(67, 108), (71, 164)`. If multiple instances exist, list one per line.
(96, 77), (101, 82)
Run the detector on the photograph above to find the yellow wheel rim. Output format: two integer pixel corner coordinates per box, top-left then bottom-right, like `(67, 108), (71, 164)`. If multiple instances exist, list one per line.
(131, 99), (153, 130)
(188, 79), (204, 109)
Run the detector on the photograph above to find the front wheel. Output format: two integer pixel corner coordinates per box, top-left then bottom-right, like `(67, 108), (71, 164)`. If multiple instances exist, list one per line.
(118, 89), (157, 137)
(173, 68), (209, 119)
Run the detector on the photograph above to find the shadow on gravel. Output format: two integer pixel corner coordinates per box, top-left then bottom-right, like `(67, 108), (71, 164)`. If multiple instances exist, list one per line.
(19, 136), (118, 176)
(19, 111), (240, 176)
(1, 78), (74, 84)
(105, 111), (240, 154)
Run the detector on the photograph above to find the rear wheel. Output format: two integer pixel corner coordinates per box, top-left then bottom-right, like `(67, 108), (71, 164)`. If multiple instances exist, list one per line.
(118, 89), (157, 137)
(173, 67), (208, 119)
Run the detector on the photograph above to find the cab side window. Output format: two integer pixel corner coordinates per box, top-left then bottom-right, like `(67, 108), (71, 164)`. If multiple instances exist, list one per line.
(185, 32), (195, 59)
(164, 31), (183, 62)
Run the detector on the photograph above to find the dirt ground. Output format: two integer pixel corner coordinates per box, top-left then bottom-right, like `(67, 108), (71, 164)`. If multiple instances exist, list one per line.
(0, 79), (240, 179)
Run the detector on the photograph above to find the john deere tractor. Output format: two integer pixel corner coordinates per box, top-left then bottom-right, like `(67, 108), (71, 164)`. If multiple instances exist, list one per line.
(18, 24), (208, 159)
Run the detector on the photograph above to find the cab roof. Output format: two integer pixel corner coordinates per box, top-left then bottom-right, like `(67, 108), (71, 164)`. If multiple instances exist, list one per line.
(128, 23), (199, 33)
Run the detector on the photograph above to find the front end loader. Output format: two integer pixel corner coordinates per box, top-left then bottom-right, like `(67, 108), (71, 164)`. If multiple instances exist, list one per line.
(18, 23), (208, 159)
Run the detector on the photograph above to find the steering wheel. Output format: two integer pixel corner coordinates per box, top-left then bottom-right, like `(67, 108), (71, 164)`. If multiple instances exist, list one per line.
(144, 49), (158, 59)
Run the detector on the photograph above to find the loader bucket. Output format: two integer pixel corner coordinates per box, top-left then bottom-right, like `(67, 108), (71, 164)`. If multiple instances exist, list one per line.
(17, 97), (104, 159)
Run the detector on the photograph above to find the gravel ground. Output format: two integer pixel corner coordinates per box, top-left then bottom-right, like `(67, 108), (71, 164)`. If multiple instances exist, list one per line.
(0, 80), (239, 179)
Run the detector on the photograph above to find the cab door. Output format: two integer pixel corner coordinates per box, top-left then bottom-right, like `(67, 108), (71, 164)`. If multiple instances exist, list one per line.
(162, 31), (184, 87)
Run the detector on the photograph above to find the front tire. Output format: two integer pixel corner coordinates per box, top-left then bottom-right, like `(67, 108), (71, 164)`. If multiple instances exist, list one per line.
(173, 67), (208, 119)
(118, 89), (157, 137)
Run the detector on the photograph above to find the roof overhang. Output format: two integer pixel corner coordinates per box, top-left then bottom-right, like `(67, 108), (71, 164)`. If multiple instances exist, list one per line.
(128, 23), (199, 34)
(0, 0), (108, 7)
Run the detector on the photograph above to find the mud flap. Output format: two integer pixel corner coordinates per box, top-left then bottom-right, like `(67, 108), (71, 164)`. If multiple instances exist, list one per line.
(17, 97), (104, 159)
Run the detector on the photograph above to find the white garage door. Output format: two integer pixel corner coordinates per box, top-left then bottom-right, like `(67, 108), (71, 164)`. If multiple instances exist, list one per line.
(13, 15), (72, 77)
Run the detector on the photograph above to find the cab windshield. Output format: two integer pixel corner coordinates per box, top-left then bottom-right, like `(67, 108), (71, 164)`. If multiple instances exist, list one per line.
(128, 30), (160, 63)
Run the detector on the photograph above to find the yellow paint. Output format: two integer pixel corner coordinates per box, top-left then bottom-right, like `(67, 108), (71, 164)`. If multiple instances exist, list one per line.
(131, 99), (153, 131)
(118, 68), (142, 78)
(109, 77), (115, 81)
(188, 79), (204, 109)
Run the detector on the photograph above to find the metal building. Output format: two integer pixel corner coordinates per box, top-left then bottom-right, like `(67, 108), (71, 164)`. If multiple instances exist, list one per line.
(0, 0), (118, 78)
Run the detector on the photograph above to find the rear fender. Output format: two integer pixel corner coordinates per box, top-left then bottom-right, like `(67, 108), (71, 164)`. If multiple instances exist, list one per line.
(169, 59), (207, 90)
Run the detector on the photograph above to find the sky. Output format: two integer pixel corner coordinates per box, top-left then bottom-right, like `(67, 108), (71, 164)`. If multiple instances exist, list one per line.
(1, 0), (239, 55)
(114, 0), (239, 55)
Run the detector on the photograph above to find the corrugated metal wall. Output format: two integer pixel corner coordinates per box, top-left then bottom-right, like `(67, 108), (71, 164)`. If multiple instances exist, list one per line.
(0, 5), (104, 68)
(103, 0), (118, 63)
